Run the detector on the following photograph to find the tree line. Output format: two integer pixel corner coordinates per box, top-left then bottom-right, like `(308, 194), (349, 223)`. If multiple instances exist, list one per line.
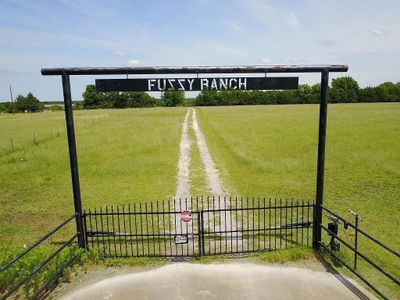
(1, 77), (399, 113)
(194, 77), (400, 106)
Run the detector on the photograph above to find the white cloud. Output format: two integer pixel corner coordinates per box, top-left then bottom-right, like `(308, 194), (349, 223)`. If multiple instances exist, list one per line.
(369, 29), (388, 36)
(127, 59), (140, 66)
(113, 50), (128, 57)
(261, 58), (271, 63)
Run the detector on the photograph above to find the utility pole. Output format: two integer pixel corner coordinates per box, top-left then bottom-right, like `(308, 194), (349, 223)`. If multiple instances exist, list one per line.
(9, 85), (14, 114)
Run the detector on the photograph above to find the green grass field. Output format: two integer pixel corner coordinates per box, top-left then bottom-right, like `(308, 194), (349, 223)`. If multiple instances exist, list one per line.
(196, 103), (400, 298)
(1, 103), (399, 298)
(0, 108), (187, 251)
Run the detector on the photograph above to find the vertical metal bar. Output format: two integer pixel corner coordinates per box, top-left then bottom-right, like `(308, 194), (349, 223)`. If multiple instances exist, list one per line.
(257, 197), (260, 251)
(117, 205), (122, 256)
(99, 207), (106, 256)
(145, 203), (150, 256)
(156, 201), (161, 256)
(179, 198), (183, 256)
(133, 203), (139, 257)
(111, 206), (117, 257)
(301, 200), (304, 246)
(279, 198), (282, 249)
(313, 69), (329, 250)
(268, 198), (271, 251)
(162, 200), (166, 256)
(94, 208), (99, 253)
(307, 202), (310, 247)
(105, 206), (111, 257)
(168, 199), (172, 257)
(173, 198), (177, 256)
(263, 197), (266, 251)
(285, 199), (288, 249)
(296, 199), (299, 245)
(201, 210), (205, 255)
(224, 196), (227, 254)
(122, 205), (128, 256)
(236, 197), (239, 253)
(191, 197), (195, 256)
(88, 208), (94, 250)
(213, 196), (216, 254)
(61, 74), (85, 249)
(150, 202), (156, 256)
(290, 199), (294, 247)
(82, 211), (88, 251)
(241, 197), (244, 252)
(247, 197), (250, 252)
(209, 196), (212, 254)
(139, 203), (144, 256)
(198, 211), (203, 256)
(252, 197), (255, 251)
(274, 198), (277, 250)
(128, 204), (134, 257)
(354, 215), (359, 269)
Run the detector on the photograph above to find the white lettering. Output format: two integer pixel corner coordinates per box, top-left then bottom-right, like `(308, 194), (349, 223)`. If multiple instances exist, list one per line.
(238, 78), (247, 89)
(201, 78), (209, 90)
(219, 78), (228, 89)
(148, 79), (156, 91)
(167, 79), (176, 90)
(211, 78), (218, 90)
(229, 78), (238, 89)
(177, 79), (185, 90)
(158, 79), (167, 91)
(187, 79), (195, 90)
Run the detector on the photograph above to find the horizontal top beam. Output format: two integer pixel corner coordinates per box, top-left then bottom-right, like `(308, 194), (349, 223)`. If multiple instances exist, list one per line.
(41, 64), (348, 76)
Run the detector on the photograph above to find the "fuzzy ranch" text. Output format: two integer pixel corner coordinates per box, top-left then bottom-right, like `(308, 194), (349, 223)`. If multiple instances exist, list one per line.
(147, 78), (247, 91)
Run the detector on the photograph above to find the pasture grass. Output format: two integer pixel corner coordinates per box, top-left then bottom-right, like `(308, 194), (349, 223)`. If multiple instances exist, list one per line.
(196, 103), (400, 298)
(0, 108), (187, 253)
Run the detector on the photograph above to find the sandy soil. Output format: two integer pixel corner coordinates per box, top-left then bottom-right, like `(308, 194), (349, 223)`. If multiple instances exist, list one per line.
(57, 263), (376, 300)
(175, 109), (192, 199)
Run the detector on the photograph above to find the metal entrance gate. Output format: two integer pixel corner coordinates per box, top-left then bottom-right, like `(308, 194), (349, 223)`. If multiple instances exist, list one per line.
(83, 197), (315, 257)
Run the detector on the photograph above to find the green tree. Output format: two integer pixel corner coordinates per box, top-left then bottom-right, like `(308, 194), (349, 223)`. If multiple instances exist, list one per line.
(329, 76), (360, 103)
(82, 84), (105, 108)
(160, 90), (185, 107)
(376, 82), (400, 102)
(15, 93), (44, 112)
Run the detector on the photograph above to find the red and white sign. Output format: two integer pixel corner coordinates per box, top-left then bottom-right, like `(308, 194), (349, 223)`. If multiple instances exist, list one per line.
(180, 210), (192, 223)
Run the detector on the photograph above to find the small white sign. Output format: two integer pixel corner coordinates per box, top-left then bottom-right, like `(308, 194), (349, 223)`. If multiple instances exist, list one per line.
(174, 234), (188, 244)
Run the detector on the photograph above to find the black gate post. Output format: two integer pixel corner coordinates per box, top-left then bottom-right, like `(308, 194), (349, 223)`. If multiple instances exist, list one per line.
(61, 74), (85, 249)
(313, 69), (329, 250)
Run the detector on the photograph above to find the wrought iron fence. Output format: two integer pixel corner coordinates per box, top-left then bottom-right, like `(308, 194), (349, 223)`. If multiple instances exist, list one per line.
(319, 206), (400, 300)
(0, 214), (82, 300)
(84, 197), (315, 258)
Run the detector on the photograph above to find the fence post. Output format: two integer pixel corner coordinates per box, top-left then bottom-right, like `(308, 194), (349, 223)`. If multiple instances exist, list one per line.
(198, 211), (203, 256)
(313, 69), (329, 250)
(62, 74), (86, 249)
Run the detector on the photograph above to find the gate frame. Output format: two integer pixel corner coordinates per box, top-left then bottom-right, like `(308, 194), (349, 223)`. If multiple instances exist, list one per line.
(41, 64), (348, 250)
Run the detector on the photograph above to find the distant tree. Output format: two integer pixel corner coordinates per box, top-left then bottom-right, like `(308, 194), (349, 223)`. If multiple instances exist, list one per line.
(82, 84), (105, 108)
(376, 82), (400, 102)
(329, 76), (360, 103)
(161, 90), (185, 107)
(15, 92), (44, 112)
(124, 92), (156, 107)
(359, 87), (379, 102)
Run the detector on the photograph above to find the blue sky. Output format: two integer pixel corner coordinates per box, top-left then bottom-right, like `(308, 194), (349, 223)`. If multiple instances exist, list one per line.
(0, 0), (399, 101)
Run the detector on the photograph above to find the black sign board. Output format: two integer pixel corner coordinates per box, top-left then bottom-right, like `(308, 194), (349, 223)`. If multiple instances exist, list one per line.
(95, 77), (298, 92)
